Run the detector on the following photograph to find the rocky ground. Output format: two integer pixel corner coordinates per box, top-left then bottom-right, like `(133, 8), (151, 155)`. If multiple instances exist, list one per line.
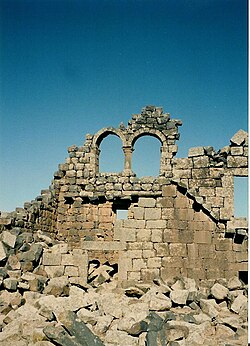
(0, 229), (248, 346)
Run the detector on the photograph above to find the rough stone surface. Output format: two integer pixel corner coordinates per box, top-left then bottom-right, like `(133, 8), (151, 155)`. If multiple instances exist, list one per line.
(210, 282), (229, 300)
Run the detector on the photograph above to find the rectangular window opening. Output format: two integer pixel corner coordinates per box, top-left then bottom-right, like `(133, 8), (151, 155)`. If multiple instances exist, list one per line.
(116, 209), (128, 220)
(234, 176), (248, 219)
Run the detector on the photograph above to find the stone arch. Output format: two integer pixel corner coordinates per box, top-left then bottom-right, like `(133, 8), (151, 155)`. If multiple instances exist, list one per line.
(129, 129), (167, 148)
(92, 128), (127, 174)
(128, 129), (168, 176)
(93, 127), (127, 148)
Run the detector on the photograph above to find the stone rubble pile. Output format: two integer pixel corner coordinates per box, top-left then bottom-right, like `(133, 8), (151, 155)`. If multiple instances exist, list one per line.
(0, 228), (248, 346)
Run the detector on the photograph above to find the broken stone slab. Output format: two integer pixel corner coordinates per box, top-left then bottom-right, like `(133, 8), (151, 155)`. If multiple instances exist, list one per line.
(0, 217), (12, 226)
(230, 294), (248, 314)
(125, 320), (148, 336)
(1, 231), (16, 248)
(19, 243), (43, 264)
(3, 278), (18, 291)
(124, 285), (146, 298)
(77, 307), (100, 326)
(104, 329), (139, 346)
(43, 325), (83, 346)
(210, 282), (229, 300)
(117, 304), (148, 334)
(171, 279), (185, 291)
(92, 314), (114, 335)
(170, 289), (189, 305)
(227, 276), (243, 290)
(7, 254), (21, 270)
(36, 231), (54, 245)
(56, 310), (105, 346)
(199, 299), (220, 318)
(44, 276), (69, 297)
(0, 320), (22, 344)
(0, 241), (7, 262)
(140, 287), (172, 311)
(165, 324), (189, 342)
(145, 312), (166, 346)
(97, 292), (130, 319)
(217, 315), (242, 330)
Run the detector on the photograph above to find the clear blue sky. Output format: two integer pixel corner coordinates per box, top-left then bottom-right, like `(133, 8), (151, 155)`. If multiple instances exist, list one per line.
(0, 0), (248, 213)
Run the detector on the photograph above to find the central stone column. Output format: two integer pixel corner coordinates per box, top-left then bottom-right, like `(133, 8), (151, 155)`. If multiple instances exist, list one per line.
(123, 146), (134, 174)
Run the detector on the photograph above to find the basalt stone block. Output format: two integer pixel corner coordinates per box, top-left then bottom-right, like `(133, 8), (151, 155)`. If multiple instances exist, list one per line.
(3, 278), (18, 291)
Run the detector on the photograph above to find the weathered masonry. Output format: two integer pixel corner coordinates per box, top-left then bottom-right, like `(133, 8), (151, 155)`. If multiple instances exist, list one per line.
(0, 106), (248, 284)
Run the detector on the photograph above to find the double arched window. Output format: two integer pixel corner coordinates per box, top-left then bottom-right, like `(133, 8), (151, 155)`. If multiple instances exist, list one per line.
(94, 128), (165, 177)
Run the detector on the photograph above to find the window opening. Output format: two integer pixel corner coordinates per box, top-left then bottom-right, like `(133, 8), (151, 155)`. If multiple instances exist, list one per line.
(234, 177), (248, 218)
(113, 199), (130, 220)
(132, 135), (161, 177)
(239, 271), (248, 285)
(99, 134), (123, 173)
(116, 209), (128, 220)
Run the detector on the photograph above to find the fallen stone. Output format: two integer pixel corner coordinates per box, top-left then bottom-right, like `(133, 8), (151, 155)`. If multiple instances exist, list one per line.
(165, 324), (189, 342)
(77, 308), (99, 326)
(149, 292), (172, 311)
(215, 324), (235, 339)
(2, 231), (16, 248)
(145, 312), (165, 346)
(227, 276), (243, 290)
(97, 292), (129, 319)
(3, 309), (17, 324)
(0, 320), (22, 343)
(44, 276), (69, 297)
(217, 315), (241, 330)
(199, 299), (220, 318)
(93, 314), (114, 335)
(117, 304), (148, 334)
(43, 325), (83, 346)
(193, 311), (211, 323)
(171, 279), (185, 291)
(230, 294), (248, 314)
(56, 310), (105, 346)
(126, 320), (148, 336)
(7, 254), (21, 270)
(170, 289), (189, 305)
(44, 265), (64, 278)
(182, 277), (197, 292)
(104, 329), (138, 346)
(0, 290), (24, 310)
(124, 286), (145, 297)
(0, 241), (7, 262)
(210, 282), (229, 300)
(3, 278), (18, 291)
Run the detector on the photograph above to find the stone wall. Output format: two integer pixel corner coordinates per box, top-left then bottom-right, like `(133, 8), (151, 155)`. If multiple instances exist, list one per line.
(0, 106), (248, 285)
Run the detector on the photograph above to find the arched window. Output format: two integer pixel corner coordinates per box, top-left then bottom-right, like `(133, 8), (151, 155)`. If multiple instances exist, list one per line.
(132, 135), (161, 177)
(99, 134), (124, 173)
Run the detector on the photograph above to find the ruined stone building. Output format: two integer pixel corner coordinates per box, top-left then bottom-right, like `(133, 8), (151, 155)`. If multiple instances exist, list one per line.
(0, 106), (248, 285)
